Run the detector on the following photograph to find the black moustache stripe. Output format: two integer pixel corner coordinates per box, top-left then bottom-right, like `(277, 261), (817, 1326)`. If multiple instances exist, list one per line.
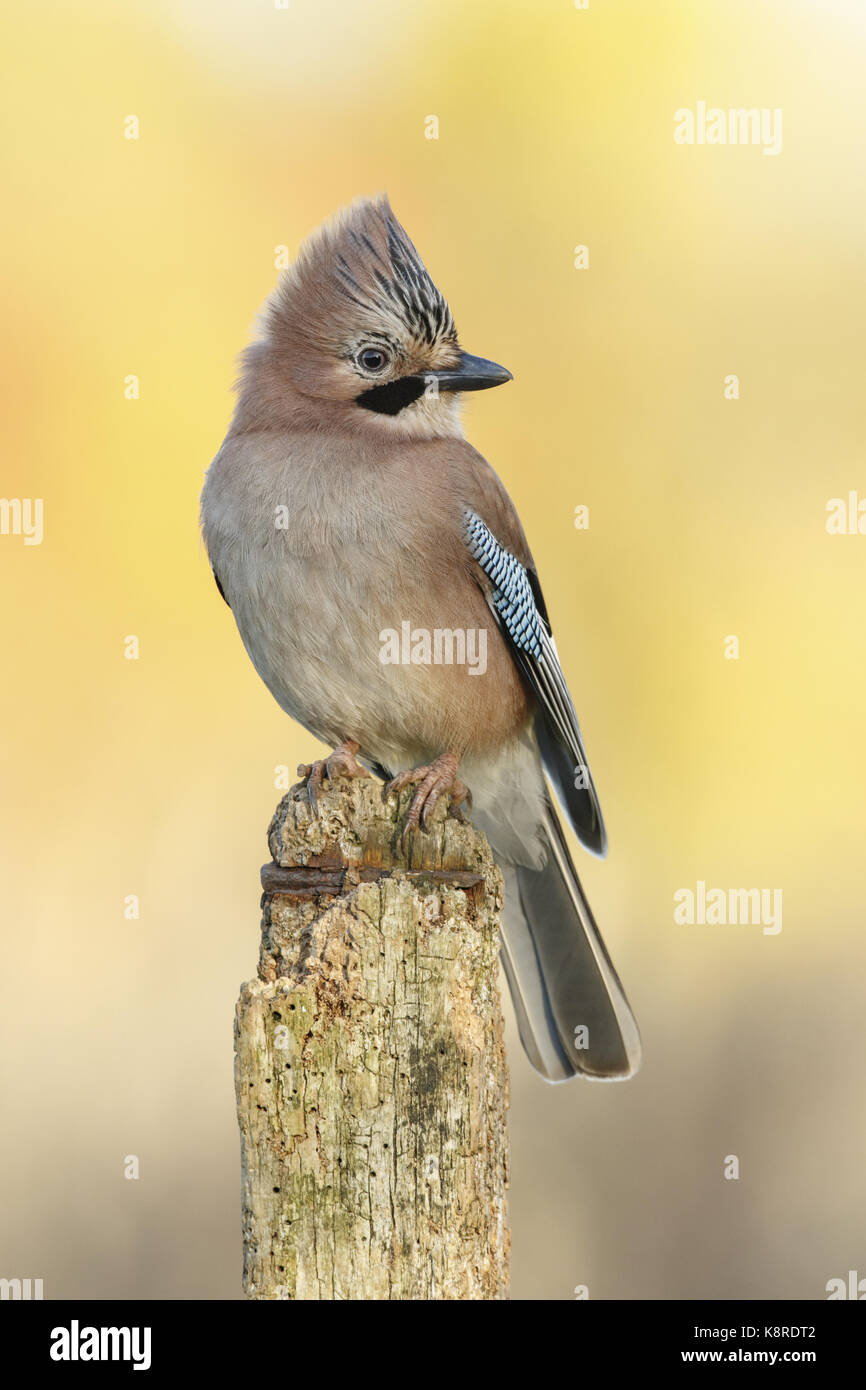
(356, 375), (427, 416)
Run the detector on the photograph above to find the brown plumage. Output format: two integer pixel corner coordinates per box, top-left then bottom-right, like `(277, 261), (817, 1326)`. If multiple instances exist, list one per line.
(201, 195), (641, 1082)
(232, 196), (461, 436)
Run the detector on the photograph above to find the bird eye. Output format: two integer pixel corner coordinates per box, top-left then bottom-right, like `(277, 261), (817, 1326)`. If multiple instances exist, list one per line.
(357, 346), (390, 374)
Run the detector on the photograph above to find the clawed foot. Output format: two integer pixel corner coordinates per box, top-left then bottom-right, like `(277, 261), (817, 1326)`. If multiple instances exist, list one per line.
(298, 739), (370, 815)
(384, 752), (472, 847)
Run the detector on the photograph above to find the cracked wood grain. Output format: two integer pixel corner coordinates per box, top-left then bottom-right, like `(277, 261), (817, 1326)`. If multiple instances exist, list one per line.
(235, 775), (510, 1300)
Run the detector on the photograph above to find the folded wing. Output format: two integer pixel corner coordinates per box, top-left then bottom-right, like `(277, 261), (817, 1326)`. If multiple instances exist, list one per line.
(463, 508), (607, 857)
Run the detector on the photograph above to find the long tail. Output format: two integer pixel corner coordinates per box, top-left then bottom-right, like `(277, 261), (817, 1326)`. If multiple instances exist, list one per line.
(496, 801), (642, 1083)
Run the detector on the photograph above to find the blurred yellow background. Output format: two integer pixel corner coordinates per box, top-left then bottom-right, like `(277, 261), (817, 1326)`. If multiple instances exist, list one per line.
(2, 0), (864, 1299)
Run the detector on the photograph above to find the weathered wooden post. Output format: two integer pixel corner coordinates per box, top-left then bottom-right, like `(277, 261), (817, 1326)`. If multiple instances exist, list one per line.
(234, 774), (510, 1300)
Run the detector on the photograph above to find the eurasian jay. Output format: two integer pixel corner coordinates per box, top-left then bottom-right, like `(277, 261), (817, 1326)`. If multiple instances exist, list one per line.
(201, 195), (641, 1082)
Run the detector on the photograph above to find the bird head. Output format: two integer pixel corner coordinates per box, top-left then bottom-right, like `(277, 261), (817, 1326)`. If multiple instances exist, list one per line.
(243, 195), (512, 439)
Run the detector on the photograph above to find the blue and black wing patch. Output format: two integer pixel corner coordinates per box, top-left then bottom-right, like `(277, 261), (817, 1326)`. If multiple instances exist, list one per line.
(464, 510), (545, 658)
(464, 508), (607, 857)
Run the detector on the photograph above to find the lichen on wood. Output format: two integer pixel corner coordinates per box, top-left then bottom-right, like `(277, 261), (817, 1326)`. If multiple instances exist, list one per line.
(234, 775), (510, 1300)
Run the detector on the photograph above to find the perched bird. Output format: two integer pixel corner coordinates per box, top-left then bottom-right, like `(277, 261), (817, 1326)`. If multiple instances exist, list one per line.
(201, 195), (641, 1082)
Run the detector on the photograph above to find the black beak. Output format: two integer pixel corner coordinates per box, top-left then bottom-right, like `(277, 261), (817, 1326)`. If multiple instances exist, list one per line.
(356, 351), (512, 416)
(423, 352), (513, 394)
